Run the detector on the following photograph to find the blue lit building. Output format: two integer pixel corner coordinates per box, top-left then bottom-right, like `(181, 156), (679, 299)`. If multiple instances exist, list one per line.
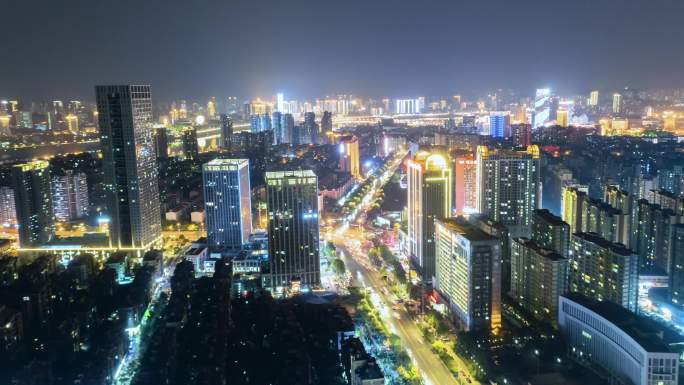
(272, 111), (282, 145)
(489, 113), (510, 138)
(203, 159), (252, 252)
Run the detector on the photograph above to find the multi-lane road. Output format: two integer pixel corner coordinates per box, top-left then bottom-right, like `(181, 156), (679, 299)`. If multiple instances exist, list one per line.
(327, 150), (477, 385)
(337, 239), (460, 385)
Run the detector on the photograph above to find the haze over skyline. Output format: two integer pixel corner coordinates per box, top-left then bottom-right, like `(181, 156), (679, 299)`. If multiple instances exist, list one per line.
(3, 0), (684, 102)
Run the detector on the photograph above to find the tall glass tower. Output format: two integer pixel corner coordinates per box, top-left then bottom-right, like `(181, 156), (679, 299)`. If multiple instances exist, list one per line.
(12, 160), (55, 247)
(203, 158), (252, 252)
(266, 170), (320, 288)
(96, 85), (162, 250)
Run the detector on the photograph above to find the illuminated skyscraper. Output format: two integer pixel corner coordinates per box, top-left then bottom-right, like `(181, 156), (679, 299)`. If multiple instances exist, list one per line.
(51, 170), (89, 221)
(12, 161), (55, 247)
(300, 112), (317, 144)
(435, 218), (501, 333)
(532, 88), (552, 128)
(281, 113), (294, 144)
(407, 150), (453, 281)
(489, 112), (510, 138)
(203, 159), (252, 252)
(454, 154), (477, 215)
(395, 97), (425, 114)
(476, 145), (541, 237)
(266, 170), (320, 288)
(207, 97), (216, 118)
(0, 187), (16, 226)
(589, 90), (599, 106)
(271, 111), (282, 145)
(276, 92), (285, 113)
(556, 109), (569, 126)
(612, 93), (622, 115)
(96, 85), (162, 250)
(338, 135), (360, 179)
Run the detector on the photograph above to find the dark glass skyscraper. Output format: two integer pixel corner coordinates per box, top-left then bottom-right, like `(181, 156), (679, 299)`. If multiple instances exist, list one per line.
(203, 158), (252, 252)
(266, 170), (320, 288)
(12, 160), (55, 247)
(96, 85), (162, 250)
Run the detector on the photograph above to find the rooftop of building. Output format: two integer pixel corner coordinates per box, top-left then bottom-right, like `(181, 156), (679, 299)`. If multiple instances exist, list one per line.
(514, 238), (565, 261)
(573, 232), (633, 256)
(265, 169), (317, 179)
(562, 293), (679, 353)
(203, 158), (249, 169)
(533, 209), (566, 227)
(437, 217), (497, 242)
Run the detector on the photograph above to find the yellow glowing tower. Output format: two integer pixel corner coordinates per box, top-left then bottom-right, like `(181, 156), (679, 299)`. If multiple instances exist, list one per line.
(407, 149), (453, 281)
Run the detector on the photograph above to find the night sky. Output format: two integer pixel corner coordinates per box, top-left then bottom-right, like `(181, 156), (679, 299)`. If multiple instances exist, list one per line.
(2, 0), (684, 102)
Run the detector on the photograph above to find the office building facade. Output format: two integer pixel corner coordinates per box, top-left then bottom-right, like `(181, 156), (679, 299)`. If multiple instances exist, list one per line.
(96, 85), (162, 250)
(12, 161), (55, 247)
(266, 170), (320, 288)
(203, 159), (252, 252)
(435, 218), (501, 333)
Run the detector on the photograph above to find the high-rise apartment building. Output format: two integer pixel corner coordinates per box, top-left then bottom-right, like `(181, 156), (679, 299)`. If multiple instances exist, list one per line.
(531, 209), (570, 257)
(435, 218), (501, 333)
(96, 85), (162, 250)
(12, 161), (55, 247)
(408, 150), (453, 281)
(635, 199), (683, 272)
(476, 145), (541, 238)
(569, 232), (638, 312)
(562, 186), (632, 246)
(0, 187), (16, 226)
(511, 237), (567, 325)
(203, 159), (252, 252)
(266, 170), (320, 288)
(51, 170), (89, 221)
(511, 123), (531, 148)
(670, 224), (684, 310)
